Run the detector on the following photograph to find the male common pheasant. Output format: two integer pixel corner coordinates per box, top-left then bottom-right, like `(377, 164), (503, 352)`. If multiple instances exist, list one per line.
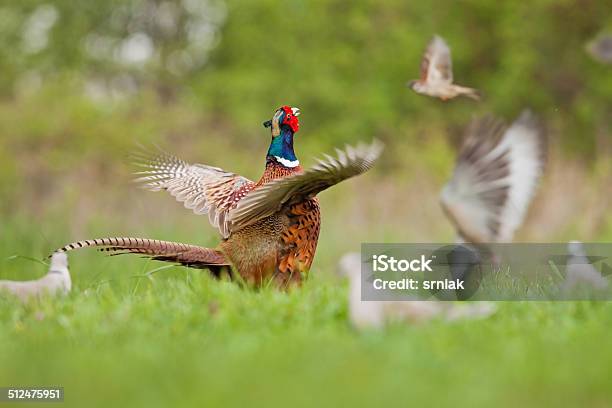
(56, 106), (383, 287)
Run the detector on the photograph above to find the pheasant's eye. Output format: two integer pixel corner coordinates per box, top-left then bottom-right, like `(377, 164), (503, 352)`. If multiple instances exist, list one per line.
(286, 114), (292, 120)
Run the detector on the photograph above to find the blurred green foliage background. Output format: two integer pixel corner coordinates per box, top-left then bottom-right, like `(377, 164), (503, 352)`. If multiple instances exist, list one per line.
(0, 0), (611, 271)
(0, 0), (611, 212)
(0, 0), (610, 258)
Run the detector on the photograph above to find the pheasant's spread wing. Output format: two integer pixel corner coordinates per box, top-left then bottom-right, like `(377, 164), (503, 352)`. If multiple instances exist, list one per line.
(133, 148), (254, 238)
(229, 141), (383, 232)
(441, 111), (545, 243)
(422, 35), (453, 85)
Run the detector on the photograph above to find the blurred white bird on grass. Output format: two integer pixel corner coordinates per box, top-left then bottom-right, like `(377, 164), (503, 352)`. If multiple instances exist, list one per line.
(338, 253), (496, 330)
(0, 252), (71, 302)
(562, 241), (609, 294)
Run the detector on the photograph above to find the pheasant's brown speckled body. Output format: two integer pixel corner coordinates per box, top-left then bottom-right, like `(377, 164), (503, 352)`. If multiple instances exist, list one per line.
(56, 106), (381, 288)
(221, 159), (321, 286)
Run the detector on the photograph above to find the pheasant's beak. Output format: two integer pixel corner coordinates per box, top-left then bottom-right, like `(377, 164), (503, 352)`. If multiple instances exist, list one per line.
(291, 107), (300, 116)
(263, 120), (272, 128)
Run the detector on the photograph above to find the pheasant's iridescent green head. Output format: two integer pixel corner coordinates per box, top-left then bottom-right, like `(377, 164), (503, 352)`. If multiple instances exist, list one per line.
(264, 106), (301, 168)
(263, 106), (300, 137)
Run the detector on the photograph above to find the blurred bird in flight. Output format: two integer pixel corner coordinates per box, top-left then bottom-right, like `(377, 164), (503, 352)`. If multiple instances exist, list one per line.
(586, 33), (612, 64)
(440, 110), (546, 246)
(408, 35), (480, 101)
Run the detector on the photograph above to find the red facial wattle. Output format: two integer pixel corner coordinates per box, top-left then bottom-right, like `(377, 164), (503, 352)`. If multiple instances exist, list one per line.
(280, 105), (300, 133)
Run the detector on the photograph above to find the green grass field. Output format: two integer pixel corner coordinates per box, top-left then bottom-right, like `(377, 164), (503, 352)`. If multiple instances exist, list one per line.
(2, 214), (612, 407)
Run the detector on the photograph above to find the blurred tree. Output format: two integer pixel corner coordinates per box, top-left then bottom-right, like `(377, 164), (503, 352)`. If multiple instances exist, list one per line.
(0, 0), (610, 153)
(0, 0), (226, 100)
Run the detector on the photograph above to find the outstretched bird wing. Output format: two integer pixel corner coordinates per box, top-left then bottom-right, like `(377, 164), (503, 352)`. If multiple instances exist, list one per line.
(440, 111), (546, 243)
(229, 141), (383, 232)
(133, 148), (255, 238)
(421, 35), (453, 85)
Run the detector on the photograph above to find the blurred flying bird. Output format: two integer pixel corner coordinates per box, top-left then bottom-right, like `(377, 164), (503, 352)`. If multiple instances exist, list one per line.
(586, 33), (612, 64)
(562, 241), (609, 293)
(408, 35), (480, 101)
(338, 253), (496, 329)
(0, 252), (71, 302)
(55, 106), (383, 287)
(440, 110), (546, 244)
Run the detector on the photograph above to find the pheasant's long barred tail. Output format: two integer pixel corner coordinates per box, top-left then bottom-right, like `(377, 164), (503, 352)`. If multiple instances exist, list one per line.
(55, 237), (228, 268)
